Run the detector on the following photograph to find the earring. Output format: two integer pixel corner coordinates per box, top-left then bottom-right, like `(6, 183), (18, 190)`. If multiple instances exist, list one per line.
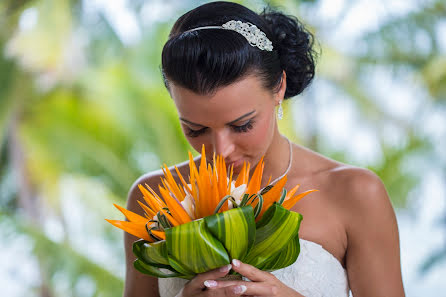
(277, 101), (283, 120)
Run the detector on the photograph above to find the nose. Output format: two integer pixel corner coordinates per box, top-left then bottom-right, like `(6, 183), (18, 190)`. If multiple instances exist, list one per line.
(212, 130), (235, 159)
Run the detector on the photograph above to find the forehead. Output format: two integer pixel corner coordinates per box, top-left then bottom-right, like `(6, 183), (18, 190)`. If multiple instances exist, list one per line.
(169, 75), (272, 125)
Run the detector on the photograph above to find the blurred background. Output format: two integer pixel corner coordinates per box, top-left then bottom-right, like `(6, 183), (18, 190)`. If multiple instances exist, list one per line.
(0, 0), (444, 296)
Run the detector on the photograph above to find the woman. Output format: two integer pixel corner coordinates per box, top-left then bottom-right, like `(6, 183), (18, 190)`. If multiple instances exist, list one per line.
(124, 1), (405, 296)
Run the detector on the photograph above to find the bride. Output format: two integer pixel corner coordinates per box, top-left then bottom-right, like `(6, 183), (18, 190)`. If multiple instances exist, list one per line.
(123, 1), (405, 296)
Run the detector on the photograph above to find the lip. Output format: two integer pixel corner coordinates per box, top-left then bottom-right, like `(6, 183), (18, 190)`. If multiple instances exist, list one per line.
(227, 158), (243, 169)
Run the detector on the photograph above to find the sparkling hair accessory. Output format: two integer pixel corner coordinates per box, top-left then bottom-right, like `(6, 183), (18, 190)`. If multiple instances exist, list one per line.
(184, 20), (273, 51)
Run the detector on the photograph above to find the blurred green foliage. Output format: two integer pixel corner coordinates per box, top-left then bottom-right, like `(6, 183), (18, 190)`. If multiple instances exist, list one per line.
(0, 0), (445, 296)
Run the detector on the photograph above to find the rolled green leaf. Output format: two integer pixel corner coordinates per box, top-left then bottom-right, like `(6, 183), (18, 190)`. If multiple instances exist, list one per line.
(134, 259), (184, 278)
(165, 218), (230, 275)
(256, 234), (301, 271)
(205, 206), (256, 261)
(243, 203), (302, 267)
(133, 239), (170, 267)
(133, 202), (303, 279)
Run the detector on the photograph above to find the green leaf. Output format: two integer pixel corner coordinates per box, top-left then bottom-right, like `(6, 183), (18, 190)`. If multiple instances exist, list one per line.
(133, 239), (170, 267)
(214, 195), (236, 213)
(165, 218), (230, 275)
(253, 194), (264, 219)
(243, 203), (303, 268)
(134, 259), (184, 278)
(257, 234), (301, 271)
(277, 188), (287, 205)
(205, 206), (256, 261)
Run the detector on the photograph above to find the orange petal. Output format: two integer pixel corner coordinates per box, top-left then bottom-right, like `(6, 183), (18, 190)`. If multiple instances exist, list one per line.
(211, 166), (220, 215)
(235, 162), (247, 187)
(138, 184), (164, 212)
(246, 156), (264, 195)
(158, 207), (180, 226)
(188, 151), (199, 179)
(282, 189), (318, 209)
(262, 175), (288, 204)
(245, 163), (251, 185)
(158, 186), (192, 224)
(105, 219), (153, 242)
(137, 200), (157, 218)
(113, 203), (147, 224)
(174, 165), (193, 197)
(199, 144), (208, 178)
(227, 164), (233, 195)
(284, 184), (300, 201)
(196, 145), (211, 218)
(145, 184), (168, 208)
(254, 175), (288, 218)
(162, 164), (186, 201)
(217, 155), (228, 201)
(151, 229), (166, 240)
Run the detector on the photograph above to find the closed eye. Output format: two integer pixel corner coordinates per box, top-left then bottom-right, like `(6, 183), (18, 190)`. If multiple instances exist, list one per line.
(185, 119), (255, 138)
(186, 127), (208, 138)
(231, 119), (254, 133)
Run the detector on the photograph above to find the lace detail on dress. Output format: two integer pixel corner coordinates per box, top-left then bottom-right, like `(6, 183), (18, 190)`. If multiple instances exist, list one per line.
(158, 239), (350, 297)
(268, 239), (350, 297)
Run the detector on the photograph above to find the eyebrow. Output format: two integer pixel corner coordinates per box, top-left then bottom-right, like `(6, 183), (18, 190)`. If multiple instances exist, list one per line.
(180, 110), (256, 127)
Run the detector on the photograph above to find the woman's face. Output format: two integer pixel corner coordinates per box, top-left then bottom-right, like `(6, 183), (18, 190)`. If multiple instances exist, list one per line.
(169, 74), (285, 173)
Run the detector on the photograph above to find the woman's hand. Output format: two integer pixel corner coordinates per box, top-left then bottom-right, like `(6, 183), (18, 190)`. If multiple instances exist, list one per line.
(176, 263), (249, 297)
(204, 259), (304, 297)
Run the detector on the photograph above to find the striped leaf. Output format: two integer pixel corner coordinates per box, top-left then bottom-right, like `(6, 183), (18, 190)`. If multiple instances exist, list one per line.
(133, 259), (184, 278)
(256, 234), (301, 271)
(133, 239), (170, 267)
(244, 203), (302, 267)
(204, 206), (255, 261)
(165, 218), (230, 275)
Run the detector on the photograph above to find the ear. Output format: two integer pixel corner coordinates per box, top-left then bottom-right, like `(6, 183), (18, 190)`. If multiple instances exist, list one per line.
(275, 70), (287, 105)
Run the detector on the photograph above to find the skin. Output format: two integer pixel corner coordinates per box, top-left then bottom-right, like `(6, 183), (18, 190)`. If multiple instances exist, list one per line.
(123, 72), (406, 297)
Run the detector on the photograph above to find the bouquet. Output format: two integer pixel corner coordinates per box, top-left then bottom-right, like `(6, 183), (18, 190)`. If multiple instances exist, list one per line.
(106, 146), (316, 279)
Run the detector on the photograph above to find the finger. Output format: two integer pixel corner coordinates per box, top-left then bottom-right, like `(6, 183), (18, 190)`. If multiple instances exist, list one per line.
(191, 264), (232, 288)
(230, 259), (274, 282)
(208, 280), (278, 296)
(238, 282), (278, 296)
(209, 284), (248, 296)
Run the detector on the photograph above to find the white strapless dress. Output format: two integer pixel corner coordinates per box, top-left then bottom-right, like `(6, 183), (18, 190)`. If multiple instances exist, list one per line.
(158, 239), (351, 297)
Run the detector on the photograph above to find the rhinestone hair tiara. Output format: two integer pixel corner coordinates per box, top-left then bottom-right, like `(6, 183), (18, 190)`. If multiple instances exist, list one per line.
(183, 20), (273, 51)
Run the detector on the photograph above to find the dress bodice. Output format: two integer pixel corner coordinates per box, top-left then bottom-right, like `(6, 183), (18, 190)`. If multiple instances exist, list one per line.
(158, 239), (350, 297)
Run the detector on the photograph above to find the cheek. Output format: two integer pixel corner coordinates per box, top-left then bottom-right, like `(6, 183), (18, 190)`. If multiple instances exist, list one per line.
(237, 111), (275, 154)
(183, 134), (206, 154)
(178, 126), (200, 152)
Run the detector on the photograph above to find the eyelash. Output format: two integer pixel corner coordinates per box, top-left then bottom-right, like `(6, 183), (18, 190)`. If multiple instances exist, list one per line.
(186, 120), (255, 138)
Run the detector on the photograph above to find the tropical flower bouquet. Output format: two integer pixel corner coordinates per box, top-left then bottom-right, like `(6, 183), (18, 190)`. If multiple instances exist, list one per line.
(106, 146), (316, 279)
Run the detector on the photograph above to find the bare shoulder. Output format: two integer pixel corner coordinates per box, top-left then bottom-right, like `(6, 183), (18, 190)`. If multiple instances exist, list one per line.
(306, 159), (395, 233)
(328, 165), (387, 194)
(327, 164), (397, 237)
(325, 165), (391, 212)
(326, 165), (404, 296)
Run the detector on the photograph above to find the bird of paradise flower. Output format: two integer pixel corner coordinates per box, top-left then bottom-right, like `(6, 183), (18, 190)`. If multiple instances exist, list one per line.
(106, 145), (316, 243)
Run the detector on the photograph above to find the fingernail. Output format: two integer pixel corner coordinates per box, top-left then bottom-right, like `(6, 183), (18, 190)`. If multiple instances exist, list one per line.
(232, 259), (240, 267)
(204, 280), (217, 288)
(233, 285), (247, 294)
(219, 264), (232, 272)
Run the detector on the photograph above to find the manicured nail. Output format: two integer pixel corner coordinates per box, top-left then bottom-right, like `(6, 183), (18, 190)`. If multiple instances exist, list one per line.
(204, 280), (217, 288)
(232, 259), (240, 267)
(219, 264), (232, 272)
(233, 285), (247, 294)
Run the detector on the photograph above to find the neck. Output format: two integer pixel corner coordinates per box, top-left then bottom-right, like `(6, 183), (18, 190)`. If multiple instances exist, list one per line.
(258, 132), (291, 189)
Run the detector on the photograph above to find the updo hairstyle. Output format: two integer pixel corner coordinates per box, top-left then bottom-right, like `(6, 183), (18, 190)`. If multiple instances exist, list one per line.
(161, 1), (317, 100)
